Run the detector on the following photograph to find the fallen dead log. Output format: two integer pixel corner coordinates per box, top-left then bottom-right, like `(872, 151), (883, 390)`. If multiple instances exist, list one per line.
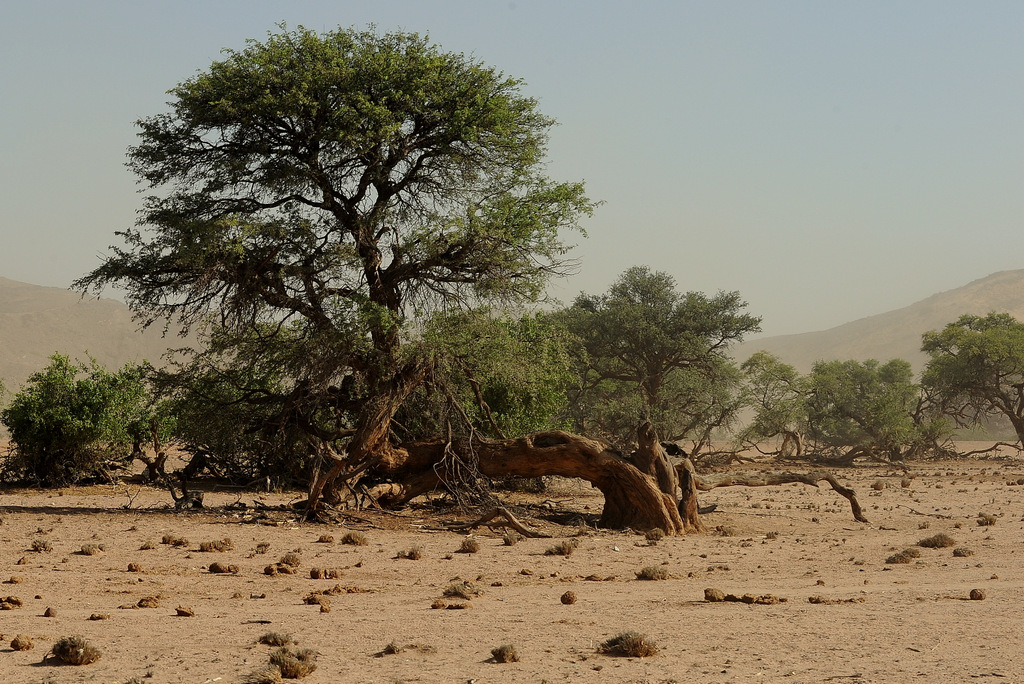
(686, 469), (868, 523)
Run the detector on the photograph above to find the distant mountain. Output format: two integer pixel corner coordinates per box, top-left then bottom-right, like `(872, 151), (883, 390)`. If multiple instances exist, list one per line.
(0, 277), (186, 391)
(735, 270), (1024, 374)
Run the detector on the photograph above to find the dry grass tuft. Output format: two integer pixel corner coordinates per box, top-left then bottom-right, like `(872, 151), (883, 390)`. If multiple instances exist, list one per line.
(544, 539), (578, 556)
(501, 532), (521, 546)
(77, 543), (104, 556)
(315, 534), (334, 544)
(259, 632), (295, 647)
(598, 631), (659, 658)
(161, 534), (188, 547)
(886, 548), (922, 564)
(977, 513), (998, 526)
(953, 547), (974, 558)
(11, 634), (34, 650)
(139, 540), (157, 550)
(254, 542), (271, 554)
(396, 546), (422, 560)
(341, 532), (368, 546)
(644, 528), (665, 544)
(918, 533), (956, 548)
(636, 565), (669, 581)
(491, 644), (520, 663)
(31, 539), (53, 553)
(442, 582), (478, 600)
(198, 538), (234, 552)
(279, 552), (302, 568)
(242, 667), (283, 684)
(209, 562), (239, 574)
(51, 635), (102, 665)
(269, 647), (318, 679)
(457, 538), (480, 554)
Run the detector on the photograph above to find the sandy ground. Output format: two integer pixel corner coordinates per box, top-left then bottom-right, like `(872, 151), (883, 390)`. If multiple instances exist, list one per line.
(1, 457), (1023, 684)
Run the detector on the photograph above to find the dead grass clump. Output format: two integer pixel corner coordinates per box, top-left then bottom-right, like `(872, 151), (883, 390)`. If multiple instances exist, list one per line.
(977, 513), (998, 526)
(918, 533), (956, 549)
(886, 548), (922, 564)
(161, 534), (188, 547)
(242, 668), (283, 684)
(953, 547), (974, 558)
(502, 532), (521, 546)
(598, 631), (659, 658)
(457, 538), (480, 554)
(139, 539), (157, 550)
(442, 582), (478, 600)
(315, 534), (334, 544)
(341, 532), (368, 546)
(51, 635), (102, 665)
(279, 552), (302, 568)
(636, 565), (669, 581)
(1, 595), (23, 609)
(209, 562), (239, 574)
(491, 644), (520, 663)
(715, 525), (736, 537)
(255, 542), (271, 554)
(269, 647), (318, 679)
(396, 546), (422, 560)
(31, 539), (52, 553)
(199, 538), (234, 552)
(644, 528), (665, 544)
(77, 543), (104, 556)
(765, 531), (779, 540)
(544, 539), (578, 556)
(259, 632), (295, 647)
(11, 634), (34, 650)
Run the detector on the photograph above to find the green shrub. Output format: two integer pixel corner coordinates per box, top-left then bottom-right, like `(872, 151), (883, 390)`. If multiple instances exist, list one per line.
(1, 355), (160, 486)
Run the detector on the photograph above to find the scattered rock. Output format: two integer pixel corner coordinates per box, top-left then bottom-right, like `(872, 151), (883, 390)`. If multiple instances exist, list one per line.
(560, 591), (578, 605)
(969, 589), (986, 601)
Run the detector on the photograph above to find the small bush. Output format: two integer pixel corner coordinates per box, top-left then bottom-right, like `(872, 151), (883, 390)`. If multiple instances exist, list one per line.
(279, 552), (302, 568)
(457, 538), (480, 554)
(199, 538), (234, 552)
(397, 546), (422, 560)
(952, 547), (974, 558)
(31, 539), (52, 553)
(51, 635), (102, 665)
(242, 668), (283, 684)
(259, 632), (295, 647)
(255, 542), (271, 554)
(598, 631), (659, 658)
(161, 534), (188, 547)
(977, 513), (997, 526)
(209, 562), (239, 574)
(442, 582), (477, 600)
(77, 543), (104, 556)
(341, 532), (367, 546)
(139, 540), (157, 550)
(491, 644), (519, 663)
(501, 532), (521, 546)
(636, 565), (669, 581)
(269, 647), (318, 679)
(315, 534), (334, 544)
(886, 548), (922, 564)
(544, 539), (578, 556)
(918, 533), (956, 549)
(644, 528), (665, 543)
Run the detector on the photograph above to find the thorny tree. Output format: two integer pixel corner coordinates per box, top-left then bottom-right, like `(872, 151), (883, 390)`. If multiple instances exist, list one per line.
(76, 26), (594, 514)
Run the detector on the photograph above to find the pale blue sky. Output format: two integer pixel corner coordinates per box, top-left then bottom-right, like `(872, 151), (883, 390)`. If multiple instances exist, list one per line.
(2, 1), (1021, 336)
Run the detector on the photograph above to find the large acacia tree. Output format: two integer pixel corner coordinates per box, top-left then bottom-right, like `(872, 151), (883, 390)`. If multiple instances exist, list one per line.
(76, 27), (594, 507)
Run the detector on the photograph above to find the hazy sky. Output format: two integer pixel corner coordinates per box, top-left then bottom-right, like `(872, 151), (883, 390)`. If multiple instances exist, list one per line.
(2, 2), (1021, 337)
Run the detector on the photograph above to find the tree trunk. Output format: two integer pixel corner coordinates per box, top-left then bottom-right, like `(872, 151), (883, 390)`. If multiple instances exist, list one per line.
(633, 421), (679, 500)
(676, 458), (705, 532)
(372, 431), (686, 534)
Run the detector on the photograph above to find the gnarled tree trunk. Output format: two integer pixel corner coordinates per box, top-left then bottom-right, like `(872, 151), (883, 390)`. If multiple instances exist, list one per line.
(372, 430), (686, 534)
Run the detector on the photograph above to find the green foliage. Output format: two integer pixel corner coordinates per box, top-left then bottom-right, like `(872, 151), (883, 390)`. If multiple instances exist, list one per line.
(922, 313), (1024, 443)
(75, 25), (594, 467)
(1, 355), (159, 486)
(739, 351), (807, 444)
(805, 358), (947, 462)
(398, 309), (574, 439)
(560, 266), (759, 449)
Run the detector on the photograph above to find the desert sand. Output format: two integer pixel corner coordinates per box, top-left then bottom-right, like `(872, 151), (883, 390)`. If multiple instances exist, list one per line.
(1, 456), (1022, 683)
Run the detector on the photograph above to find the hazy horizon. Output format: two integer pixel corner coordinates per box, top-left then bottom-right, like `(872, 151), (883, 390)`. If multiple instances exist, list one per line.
(3, 2), (1022, 337)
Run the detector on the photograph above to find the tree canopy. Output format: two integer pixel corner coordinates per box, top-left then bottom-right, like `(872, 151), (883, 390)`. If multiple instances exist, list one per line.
(922, 313), (1024, 443)
(75, 26), (594, 499)
(560, 266), (759, 449)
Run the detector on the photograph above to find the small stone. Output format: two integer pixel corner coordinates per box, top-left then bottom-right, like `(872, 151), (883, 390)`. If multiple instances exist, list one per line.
(969, 589), (986, 601)
(704, 588), (725, 602)
(560, 591), (577, 605)
(43, 606), (57, 617)
(175, 605), (195, 617)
